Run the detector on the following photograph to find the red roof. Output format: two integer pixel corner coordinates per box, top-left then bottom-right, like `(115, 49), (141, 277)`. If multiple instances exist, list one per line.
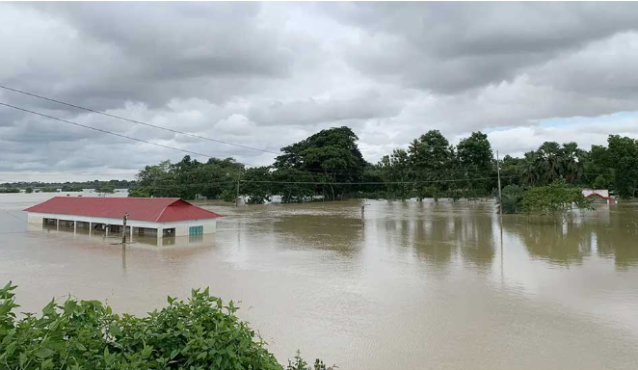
(24, 197), (222, 223)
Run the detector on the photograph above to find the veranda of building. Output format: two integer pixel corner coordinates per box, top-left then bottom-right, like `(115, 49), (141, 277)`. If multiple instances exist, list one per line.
(24, 197), (222, 240)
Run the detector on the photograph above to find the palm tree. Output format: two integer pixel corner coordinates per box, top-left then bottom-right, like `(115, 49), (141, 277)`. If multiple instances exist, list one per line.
(538, 142), (561, 184)
(520, 151), (543, 186)
(560, 142), (583, 184)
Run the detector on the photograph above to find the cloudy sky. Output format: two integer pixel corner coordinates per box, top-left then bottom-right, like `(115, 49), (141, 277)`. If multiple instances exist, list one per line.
(2, 2), (638, 182)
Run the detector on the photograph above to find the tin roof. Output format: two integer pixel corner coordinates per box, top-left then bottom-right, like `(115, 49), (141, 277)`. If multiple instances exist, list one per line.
(24, 197), (222, 223)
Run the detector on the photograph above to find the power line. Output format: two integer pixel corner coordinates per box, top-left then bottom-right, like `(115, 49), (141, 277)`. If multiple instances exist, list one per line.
(0, 207), (28, 222)
(122, 175), (519, 188)
(0, 101), (223, 160)
(241, 175), (517, 186)
(0, 84), (280, 155)
(0, 85), (398, 175)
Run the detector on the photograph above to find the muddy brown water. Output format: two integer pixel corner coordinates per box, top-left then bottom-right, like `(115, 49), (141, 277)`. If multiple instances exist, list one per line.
(1, 193), (638, 369)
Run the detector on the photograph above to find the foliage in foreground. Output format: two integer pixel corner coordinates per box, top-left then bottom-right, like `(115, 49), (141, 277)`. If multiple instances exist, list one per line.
(0, 282), (327, 370)
(522, 179), (594, 215)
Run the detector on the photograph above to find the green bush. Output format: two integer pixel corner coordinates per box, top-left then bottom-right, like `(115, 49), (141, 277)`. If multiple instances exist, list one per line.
(221, 189), (236, 203)
(522, 179), (593, 215)
(0, 282), (327, 370)
(499, 185), (525, 214)
(128, 188), (151, 198)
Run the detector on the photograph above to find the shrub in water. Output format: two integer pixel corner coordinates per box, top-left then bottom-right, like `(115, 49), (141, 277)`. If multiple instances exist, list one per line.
(499, 185), (525, 214)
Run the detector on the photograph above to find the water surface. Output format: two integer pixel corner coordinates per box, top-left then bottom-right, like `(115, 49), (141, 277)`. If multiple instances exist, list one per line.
(1, 193), (638, 369)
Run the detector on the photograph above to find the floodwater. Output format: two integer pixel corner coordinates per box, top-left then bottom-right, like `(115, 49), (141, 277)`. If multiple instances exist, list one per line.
(1, 193), (638, 369)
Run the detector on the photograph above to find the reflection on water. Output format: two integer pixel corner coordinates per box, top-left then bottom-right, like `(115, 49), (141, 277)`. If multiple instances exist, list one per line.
(501, 205), (638, 268)
(1, 194), (638, 369)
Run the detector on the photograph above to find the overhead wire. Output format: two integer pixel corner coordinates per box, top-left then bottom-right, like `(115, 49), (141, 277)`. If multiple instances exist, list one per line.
(0, 84), (280, 155)
(0, 101), (223, 160)
(0, 207), (28, 222)
(0, 86), (382, 176)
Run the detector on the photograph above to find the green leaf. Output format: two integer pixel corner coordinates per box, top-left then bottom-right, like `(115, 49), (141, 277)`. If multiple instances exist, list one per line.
(109, 323), (122, 336)
(35, 348), (56, 358)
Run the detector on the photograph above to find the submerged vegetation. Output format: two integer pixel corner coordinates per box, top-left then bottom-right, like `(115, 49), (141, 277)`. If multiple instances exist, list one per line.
(128, 126), (638, 204)
(521, 179), (594, 215)
(3, 126), (635, 205)
(0, 282), (327, 370)
(499, 185), (525, 214)
(499, 180), (593, 215)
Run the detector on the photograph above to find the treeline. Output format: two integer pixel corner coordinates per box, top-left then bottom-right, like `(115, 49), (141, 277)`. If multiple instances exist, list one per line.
(500, 135), (638, 198)
(0, 180), (135, 193)
(129, 127), (638, 203)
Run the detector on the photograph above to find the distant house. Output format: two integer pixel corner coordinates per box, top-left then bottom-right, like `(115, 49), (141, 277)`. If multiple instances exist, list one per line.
(582, 189), (614, 204)
(24, 197), (222, 239)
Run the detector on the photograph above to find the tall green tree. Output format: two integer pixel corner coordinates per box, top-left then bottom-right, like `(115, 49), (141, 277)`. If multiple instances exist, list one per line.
(241, 167), (273, 204)
(456, 131), (494, 196)
(408, 130), (454, 201)
(274, 127), (366, 201)
(379, 149), (413, 200)
(606, 135), (638, 198)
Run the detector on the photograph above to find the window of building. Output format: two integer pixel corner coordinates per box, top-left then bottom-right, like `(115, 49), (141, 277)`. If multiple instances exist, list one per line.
(189, 226), (203, 236)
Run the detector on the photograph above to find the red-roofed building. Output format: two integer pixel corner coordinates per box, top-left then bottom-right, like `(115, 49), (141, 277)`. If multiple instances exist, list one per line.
(25, 197), (222, 240)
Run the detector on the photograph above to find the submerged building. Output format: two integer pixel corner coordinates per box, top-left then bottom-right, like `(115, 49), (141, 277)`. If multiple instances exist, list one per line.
(24, 197), (222, 239)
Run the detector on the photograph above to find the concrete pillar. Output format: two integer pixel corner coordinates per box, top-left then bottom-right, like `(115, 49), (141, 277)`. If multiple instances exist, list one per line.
(89, 222), (92, 237)
(157, 227), (163, 242)
(73, 220), (77, 235)
(56, 219), (59, 232)
(130, 226), (133, 243)
(105, 225), (109, 238)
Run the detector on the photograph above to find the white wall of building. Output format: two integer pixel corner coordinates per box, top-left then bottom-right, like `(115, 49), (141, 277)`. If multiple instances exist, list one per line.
(26, 212), (217, 237)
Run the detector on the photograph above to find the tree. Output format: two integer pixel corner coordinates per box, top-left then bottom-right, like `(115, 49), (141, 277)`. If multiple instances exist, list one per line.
(379, 149), (413, 200)
(408, 130), (454, 201)
(605, 135), (638, 198)
(25, 187), (33, 194)
(270, 168), (315, 203)
(98, 182), (115, 195)
(537, 142), (562, 184)
(499, 185), (525, 214)
(456, 131), (494, 196)
(522, 179), (593, 215)
(241, 167), (273, 204)
(131, 156), (241, 200)
(274, 127), (366, 201)
(560, 142), (583, 184)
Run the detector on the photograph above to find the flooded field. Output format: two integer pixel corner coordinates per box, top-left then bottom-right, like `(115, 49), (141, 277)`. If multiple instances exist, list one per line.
(1, 193), (638, 369)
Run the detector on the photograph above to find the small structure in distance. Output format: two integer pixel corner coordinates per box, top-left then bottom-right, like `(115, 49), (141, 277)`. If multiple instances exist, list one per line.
(24, 197), (222, 240)
(582, 189), (615, 204)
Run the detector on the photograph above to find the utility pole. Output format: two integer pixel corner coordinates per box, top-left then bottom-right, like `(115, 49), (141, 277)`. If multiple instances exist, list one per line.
(235, 169), (241, 207)
(496, 150), (503, 216)
(121, 213), (128, 244)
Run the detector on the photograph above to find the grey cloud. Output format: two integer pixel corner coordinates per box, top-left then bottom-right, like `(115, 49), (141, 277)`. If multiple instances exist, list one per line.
(324, 2), (638, 93)
(3, 2), (293, 111)
(248, 90), (403, 126)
